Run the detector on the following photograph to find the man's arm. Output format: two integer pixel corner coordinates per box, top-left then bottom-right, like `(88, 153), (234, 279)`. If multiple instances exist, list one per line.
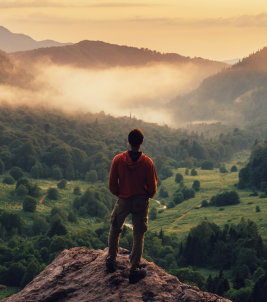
(146, 159), (158, 198)
(109, 156), (119, 196)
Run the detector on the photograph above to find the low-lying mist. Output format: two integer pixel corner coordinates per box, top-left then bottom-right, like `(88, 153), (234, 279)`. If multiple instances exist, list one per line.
(0, 62), (220, 127)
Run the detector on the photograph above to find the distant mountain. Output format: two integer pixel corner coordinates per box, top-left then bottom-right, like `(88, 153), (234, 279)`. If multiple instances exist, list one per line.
(222, 58), (240, 65)
(0, 26), (72, 53)
(167, 47), (267, 125)
(0, 50), (33, 88)
(10, 40), (228, 71)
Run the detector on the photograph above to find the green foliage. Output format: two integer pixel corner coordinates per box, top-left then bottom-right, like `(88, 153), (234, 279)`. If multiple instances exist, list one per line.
(201, 200), (208, 207)
(20, 261), (39, 288)
(224, 287), (252, 302)
(219, 166), (228, 173)
(159, 187), (168, 198)
(52, 167), (62, 180)
(210, 191), (240, 207)
(47, 187), (59, 200)
(16, 184), (28, 198)
(68, 210), (78, 223)
(260, 181), (267, 192)
(201, 160), (213, 170)
(256, 206), (261, 212)
(190, 168), (197, 176)
(23, 196), (37, 212)
(32, 216), (49, 235)
(73, 186), (81, 195)
(149, 207), (157, 220)
(9, 166), (24, 181)
(231, 165), (238, 172)
(51, 206), (68, 222)
(185, 168), (189, 175)
(259, 193), (266, 198)
(192, 180), (200, 191)
(0, 159), (4, 174)
(85, 170), (98, 183)
(175, 173), (183, 183)
(57, 179), (67, 190)
(173, 192), (184, 205)
(252, 267), (265, 282)
(3, 175), (15, 185)
(47, 217), (67, 237)
(167, 201), (175, 209)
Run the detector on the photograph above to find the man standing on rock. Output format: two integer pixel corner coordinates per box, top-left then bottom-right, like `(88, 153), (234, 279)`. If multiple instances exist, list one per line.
(106, 128), (158, 283)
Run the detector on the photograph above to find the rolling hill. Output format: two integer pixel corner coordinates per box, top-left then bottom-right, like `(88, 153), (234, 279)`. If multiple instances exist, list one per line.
(167, 47), (267, 127)
(0, 26), (72, 53)
(10, 40), (228, 71)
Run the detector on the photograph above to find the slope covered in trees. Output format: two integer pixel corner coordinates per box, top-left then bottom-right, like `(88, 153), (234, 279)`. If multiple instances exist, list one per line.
(168, 47), (267, 129)
(0, 105), (258, 182)
(10, 40), (228, 70)
(0, 51), (33, 88)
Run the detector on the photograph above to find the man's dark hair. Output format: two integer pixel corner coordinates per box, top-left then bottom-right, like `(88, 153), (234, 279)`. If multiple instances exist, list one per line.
(128, 128), (144, 148)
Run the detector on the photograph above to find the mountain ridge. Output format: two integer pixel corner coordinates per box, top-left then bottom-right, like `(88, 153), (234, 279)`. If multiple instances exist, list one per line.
(10, 39), (228, 70)
(0, 26), (73, 53)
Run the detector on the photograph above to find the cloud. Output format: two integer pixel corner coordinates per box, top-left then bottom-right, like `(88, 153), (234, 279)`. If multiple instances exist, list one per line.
(0, 0), (68, 8)
(86, 3), (157, 8)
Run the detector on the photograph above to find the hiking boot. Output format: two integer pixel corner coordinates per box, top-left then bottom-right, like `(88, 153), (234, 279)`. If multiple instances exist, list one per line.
(106, 262), (116, 273)
(129, 269), (146, 284)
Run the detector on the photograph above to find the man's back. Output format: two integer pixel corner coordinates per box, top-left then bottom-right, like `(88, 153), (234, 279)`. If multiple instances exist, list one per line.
(109, 151), (157, 199)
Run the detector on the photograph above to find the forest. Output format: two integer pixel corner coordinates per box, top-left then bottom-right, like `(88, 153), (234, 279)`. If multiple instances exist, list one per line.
(0, 104), (266, 301)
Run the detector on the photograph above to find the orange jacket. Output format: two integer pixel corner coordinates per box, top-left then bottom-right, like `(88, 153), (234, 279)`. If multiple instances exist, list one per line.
(109, 151), (158, 199)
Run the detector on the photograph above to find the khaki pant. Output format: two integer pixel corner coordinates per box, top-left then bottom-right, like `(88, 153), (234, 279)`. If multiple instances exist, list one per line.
(106, 197), (149, 272)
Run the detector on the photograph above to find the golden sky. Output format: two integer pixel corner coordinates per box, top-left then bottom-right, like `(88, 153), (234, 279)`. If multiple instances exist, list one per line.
(2, 0), (267, 60)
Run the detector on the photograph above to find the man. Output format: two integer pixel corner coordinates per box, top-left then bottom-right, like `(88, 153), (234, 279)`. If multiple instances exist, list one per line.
(106, 128), (158, 283)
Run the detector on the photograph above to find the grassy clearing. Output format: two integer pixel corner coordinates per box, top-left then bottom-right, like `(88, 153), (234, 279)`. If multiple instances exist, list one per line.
(0, 176), (107, 233)
(0, 287), (20, 300)
(149, 150), (267, 241)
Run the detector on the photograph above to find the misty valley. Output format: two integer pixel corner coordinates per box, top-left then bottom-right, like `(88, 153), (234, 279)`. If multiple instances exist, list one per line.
(1, 27), (267, 302)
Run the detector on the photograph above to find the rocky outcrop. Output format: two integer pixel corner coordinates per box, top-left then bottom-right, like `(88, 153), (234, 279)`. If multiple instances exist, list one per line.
(4, 247), (231, 302)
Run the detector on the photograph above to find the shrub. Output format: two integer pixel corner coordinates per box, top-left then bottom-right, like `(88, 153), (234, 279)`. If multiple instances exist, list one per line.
(149, 207), (157, 220)
(185, 168), (189, 175)
(51, 206), (68, 222)
(73, 186), (81, 195)
(183, 188), (195, 200)
(219, 166), (228, 173)
(10, 166), (24, 180)
(68, 210), (77, 223)
(52, 167), (62, 180)
(191, 168), (197, 176)
(167, 201), (175, 209)
(201, 160), (213, 170)
(16, 184), (28, 198)
(201, 200), (208, 207)
(259, 193), (266, 199)
(173, 195), (183, 205)
(192, 180), (200, 191)
(159, 187), (168, 198)
(3, 175), (15, 185)
(57, 179), (67, 190)
(85, 170), (98, 183)
(47, 188), (59, 200)
(210, 191), (240, 207)
(47, 217), (67, 237)
(256, 206), (261, 212)
(231, 165), (238, 172)
(23, 196), (37, 212)
(32, 216), (49, 235)
(175, 173), (183, 183)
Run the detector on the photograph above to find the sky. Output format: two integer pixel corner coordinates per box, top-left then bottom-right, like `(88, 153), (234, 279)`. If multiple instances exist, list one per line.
(1, 0), (267, 60)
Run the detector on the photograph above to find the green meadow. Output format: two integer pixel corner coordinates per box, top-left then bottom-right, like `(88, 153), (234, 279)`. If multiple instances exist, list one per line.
(149, 149), (267, 241)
